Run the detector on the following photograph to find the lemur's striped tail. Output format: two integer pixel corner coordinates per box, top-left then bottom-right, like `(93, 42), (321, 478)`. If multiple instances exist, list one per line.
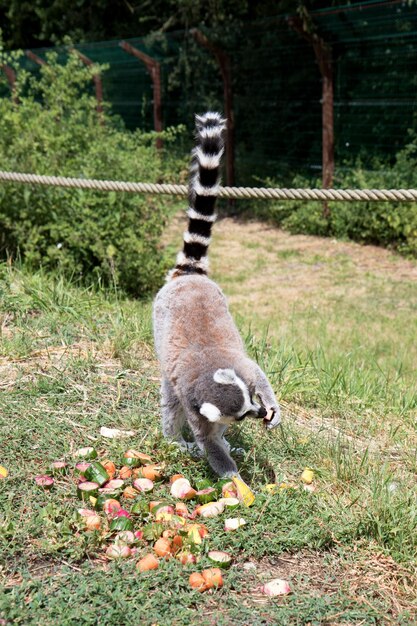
(168, 111), (226, 280)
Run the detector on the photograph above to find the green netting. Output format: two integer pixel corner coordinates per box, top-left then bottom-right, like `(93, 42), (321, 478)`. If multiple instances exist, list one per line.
(2, 0), (417, 185)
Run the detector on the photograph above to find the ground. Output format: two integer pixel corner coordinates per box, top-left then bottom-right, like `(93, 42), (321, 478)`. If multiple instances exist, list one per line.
(1, 216), (416, 625)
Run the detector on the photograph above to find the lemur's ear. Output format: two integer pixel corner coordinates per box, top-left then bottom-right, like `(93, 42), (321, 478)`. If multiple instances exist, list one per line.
(213, 368), (237, 385)
(200, 402), (221, 422)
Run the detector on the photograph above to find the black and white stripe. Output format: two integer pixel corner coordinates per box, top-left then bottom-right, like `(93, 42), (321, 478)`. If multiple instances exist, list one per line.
(169, 111), (226, 279)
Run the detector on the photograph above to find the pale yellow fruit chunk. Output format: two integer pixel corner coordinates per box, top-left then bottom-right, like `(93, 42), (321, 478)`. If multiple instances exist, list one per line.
(232, 475), (255, 507)
(301, 468), (314, 484)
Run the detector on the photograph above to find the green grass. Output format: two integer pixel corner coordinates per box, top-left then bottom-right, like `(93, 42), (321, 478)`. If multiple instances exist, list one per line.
(1, 255), (417, 625)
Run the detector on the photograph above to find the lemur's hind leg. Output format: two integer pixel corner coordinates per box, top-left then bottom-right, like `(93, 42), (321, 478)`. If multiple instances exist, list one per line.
(161, 378), (202, 456)
(161, 377), (185, 441)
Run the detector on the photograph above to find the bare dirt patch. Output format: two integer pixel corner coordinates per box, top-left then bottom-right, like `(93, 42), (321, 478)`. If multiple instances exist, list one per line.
(213, 218), (417, 282)
(165, 215), (417, 329)
(165, 214), (417, 282)
(212, 219), (417, 314)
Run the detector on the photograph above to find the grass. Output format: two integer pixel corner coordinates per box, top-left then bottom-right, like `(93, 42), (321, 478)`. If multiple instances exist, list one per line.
(1, 219), (417, 625)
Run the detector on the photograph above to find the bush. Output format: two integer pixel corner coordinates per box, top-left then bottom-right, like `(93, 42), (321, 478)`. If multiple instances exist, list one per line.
(0, 50), (185, 296)
(244, 148), (417, 257)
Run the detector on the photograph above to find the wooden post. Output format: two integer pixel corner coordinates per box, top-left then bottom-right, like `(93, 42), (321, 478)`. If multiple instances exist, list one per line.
(191, 29), (235, 190)
(288, 17), (334, 220)
(314, 40), (334, 193)
(72, 49), (104, 124)
(25, 50), (46, 66)
(0, 64), (18, 103)
(119, 41), (163, 149)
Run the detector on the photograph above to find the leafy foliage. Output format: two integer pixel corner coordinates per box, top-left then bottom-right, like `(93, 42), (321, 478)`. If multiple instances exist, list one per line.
(0, 1), (303, 49)
(0, 51), (183, 295)
(247, 146), (417, 257)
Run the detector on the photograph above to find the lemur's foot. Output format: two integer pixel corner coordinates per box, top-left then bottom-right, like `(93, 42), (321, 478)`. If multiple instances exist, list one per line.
(222, 437), (245, 456)
(172, 440), (203, 458)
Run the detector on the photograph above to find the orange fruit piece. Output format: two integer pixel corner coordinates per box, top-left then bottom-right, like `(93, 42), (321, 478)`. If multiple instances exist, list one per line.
(102, 460), (116, 479)
(189, 572), (208, 592)
(85, 515), (101, 531)
(202, 568), (223, 589)
(137, 553), (159, 572)
(123, 486), (137, 499)
(172, 535), (183, 551)
(140, 464), (164, 481)
(119, 466), (132, 479)
(153, 538), (173, 559)
(170, 473), (185, 484)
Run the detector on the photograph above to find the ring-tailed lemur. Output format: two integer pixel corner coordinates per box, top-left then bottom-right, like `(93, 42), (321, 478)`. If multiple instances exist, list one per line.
(153, 111), (280, 477)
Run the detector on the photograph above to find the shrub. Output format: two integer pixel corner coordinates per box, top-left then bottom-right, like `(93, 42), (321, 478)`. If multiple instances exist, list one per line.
(243, 148), (417, 257)
(0, 50), (184, 296)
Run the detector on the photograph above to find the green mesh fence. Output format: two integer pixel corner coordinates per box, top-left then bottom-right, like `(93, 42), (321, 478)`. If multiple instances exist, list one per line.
(3, 0), (417, 185)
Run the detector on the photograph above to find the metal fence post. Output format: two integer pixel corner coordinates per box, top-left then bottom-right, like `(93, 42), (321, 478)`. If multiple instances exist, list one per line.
(25, 50), (46, 66)
(0, 64), (18, 103)
(72, 49), (104, 124)
(289, 16), (334, 220)
(119, 41), (163, 150)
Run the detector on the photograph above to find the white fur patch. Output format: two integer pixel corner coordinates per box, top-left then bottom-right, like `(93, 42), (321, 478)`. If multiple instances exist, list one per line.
(194, 146), (224, 169)
(213, 369), (238, 385)
(174, 251), (209, 271)
(183, 231), (211, 247)
(192, 181), (221, 197)
(199, 127), (224, 140)
(195, 111), (226, 127)
(187, 208), (217, 223)
(200, 402), (221, 422)
(234, 375), (261, 416)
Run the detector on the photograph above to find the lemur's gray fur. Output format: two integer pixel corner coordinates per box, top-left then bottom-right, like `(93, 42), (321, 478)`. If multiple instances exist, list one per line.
(153, 112), (280, 477)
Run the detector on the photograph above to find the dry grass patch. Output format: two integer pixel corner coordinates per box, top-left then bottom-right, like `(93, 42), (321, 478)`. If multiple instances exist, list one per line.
(237, 547), (417, 623)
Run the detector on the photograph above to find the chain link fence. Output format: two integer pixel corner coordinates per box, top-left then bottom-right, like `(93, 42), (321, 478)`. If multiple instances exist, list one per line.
(2, 0), (417, 186)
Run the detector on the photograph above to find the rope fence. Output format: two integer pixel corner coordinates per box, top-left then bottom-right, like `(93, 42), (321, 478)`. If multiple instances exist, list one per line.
(1, 170), (417, 202)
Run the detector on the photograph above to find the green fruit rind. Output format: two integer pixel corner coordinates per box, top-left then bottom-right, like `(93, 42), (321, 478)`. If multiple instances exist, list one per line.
(110, 517), (134, 532)
(84, 462), (110, 487)
(195, 479), (212, 491)
(131, 500), (149, 515)
(207, 550), (232, 569)
(75, 447), (98, 461)
(196, 488), (217, 504)
(123, 457), (141, 468)
(218, 497), (240, 510)
(77, 482), (99, 501)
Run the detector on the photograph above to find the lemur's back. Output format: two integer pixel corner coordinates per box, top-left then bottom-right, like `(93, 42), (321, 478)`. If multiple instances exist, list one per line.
(153, 274), (244, 377)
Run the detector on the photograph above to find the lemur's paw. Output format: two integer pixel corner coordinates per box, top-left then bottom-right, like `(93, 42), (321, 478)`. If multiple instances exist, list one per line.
(230, 446), (245, 456)
(170, 440), (203, 457)
(220, 471), (241, 479)
(222, 437), (245, 456)
(184, 442), (204, 457)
